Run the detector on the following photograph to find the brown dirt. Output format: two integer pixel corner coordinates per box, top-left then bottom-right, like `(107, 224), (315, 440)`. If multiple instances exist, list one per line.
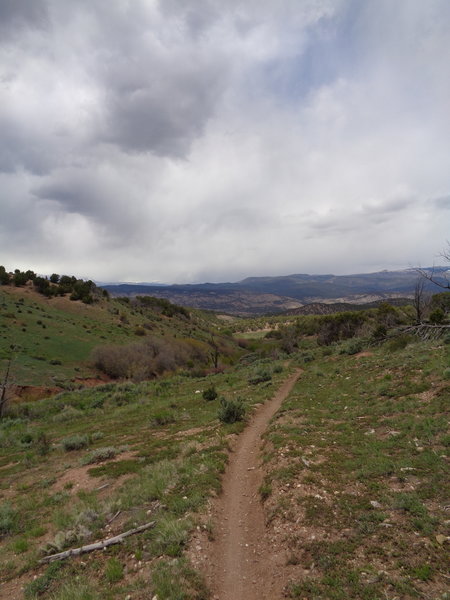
(193, 369), (302, 600)
(52, 450), (138, 494)
(11, 385), (62, 402)
(73, 377), (111, 387)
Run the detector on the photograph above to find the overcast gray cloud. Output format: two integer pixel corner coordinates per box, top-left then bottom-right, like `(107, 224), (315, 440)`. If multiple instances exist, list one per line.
(0, 0), (449, 283)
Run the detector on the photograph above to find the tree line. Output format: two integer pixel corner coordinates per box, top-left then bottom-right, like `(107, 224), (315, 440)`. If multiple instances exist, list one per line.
(0, 266), (107, 304)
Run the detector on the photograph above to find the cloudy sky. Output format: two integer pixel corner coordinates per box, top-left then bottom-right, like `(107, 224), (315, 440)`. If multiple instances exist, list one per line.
(1, 0), (449, 283)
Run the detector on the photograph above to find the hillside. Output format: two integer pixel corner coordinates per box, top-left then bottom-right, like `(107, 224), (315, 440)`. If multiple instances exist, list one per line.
(102, 268), (448, 315)
(0, 281), (241, 398)
(0, 304), (448, 599)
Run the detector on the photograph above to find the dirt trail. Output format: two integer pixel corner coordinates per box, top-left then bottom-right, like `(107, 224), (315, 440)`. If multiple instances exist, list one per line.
(206, 369), (302, 600)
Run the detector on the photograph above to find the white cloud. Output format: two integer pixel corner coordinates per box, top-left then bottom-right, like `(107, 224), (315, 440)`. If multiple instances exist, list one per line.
(0, 0), (449, 282)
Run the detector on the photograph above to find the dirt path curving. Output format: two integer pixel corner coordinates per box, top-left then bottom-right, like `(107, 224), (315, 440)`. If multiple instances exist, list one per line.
(205, 369), (302, 600)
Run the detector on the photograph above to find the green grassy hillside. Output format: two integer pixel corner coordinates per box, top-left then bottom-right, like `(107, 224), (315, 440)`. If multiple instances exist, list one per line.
(0, 284), (239, 392)
(261, 336), (449, 599)
(0, 281), (448, 599)
(0, 356), (288, 599)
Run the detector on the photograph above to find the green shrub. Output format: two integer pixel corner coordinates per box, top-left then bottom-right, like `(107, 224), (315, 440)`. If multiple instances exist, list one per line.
(80, 447), (119, 465)
(218, 397), (246, 424)
(429, 308), (445, 324)
(385, 334), (413, 352)
(0, 502), (18, 536)
(36, 431), (51, 455)
(443, 368), (450, 380)
(151, 411), (176, 426)
(61, 434), (90, 451)
(202, 385), (218, 401)
(248, 368), (272, 385)
(413, 564), (434, 582)
(372, 324), (387, 340)
(339, 339), (364, 355)
(53, 406), (83, 422)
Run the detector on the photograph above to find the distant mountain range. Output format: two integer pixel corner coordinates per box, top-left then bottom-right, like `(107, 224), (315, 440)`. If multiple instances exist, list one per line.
(102, 267), (449, 316)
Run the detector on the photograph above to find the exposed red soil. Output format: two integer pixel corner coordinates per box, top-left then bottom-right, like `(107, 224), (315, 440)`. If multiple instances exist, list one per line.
(12, 385), (62, 402)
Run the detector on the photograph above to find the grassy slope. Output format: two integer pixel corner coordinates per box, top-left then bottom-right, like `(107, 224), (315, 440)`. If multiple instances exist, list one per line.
(262, 337), (449, 599)
(0, 292), (448, 599)
(0, 354), (287, 599)
(0, 285), (232, 389)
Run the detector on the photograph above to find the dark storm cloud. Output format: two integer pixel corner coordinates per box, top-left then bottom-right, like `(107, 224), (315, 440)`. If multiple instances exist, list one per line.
(0, 0), (449, 282)
(101, 58), (228, 157)
(0, 0), (48, 34)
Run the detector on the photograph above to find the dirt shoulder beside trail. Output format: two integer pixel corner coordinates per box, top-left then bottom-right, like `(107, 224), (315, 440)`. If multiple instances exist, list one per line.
(190, 369), (302, 600)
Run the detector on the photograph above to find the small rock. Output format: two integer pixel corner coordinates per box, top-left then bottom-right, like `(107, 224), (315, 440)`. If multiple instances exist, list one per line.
(370, 500), (382, 509)
(436, 534), (448, 545)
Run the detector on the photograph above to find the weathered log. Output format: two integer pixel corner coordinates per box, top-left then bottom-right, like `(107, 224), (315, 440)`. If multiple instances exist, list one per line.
(39, 521), (155, 564)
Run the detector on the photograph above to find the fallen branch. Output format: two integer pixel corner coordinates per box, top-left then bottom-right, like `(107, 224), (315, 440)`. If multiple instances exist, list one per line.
(39, 521), (155, 564)
(106, 509), (121, 524)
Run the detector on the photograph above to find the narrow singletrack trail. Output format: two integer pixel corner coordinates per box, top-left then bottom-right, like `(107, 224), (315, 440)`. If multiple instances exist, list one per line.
(206, 369), (302, 600)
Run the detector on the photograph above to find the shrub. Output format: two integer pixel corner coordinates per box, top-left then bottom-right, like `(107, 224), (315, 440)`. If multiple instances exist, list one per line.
(218, 397), (246, 424)
(385, 334), (413, 352)
(371, 324), (387, 340)
(202, 385), (218, 401)
(36, 431), (51, 455)
(429, 308), (445, 324)
(248, 368), (272, 385)
(339, 339), (364, 355)
(151, 411), (176, 426)
(317, 312), (367, 345)
(81, 447), (119, 465)
(62, 434), (90, 451)
(0, 502), (18, 536)
(53, 406), (83, 422)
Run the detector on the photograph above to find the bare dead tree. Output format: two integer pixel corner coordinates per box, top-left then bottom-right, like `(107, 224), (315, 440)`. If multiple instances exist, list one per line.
(209, 335), (219, 369)
(0, 354), (13, 419)
(413, 277), (428, 324)
(417, 242), (450, 291)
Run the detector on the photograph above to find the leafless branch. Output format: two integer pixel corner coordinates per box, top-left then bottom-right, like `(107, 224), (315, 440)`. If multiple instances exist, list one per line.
(39, 520), (156, 564)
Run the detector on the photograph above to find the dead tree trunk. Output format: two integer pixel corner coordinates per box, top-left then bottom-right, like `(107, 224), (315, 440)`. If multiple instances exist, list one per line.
(209, 335), (219, 369)
(40, 521), (156, 564)
(0, 355), (13, 419)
